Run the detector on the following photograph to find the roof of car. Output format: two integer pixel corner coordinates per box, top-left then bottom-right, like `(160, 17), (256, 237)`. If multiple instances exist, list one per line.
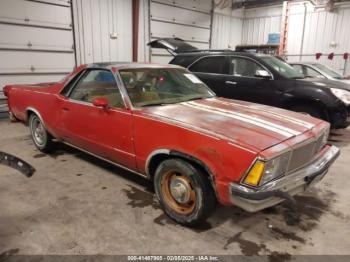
(86, 62), (184, 70)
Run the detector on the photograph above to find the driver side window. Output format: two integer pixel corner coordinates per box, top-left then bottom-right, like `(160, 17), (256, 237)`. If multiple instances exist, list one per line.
(230, 57), (265, 78)
(69, 69), (124, 109)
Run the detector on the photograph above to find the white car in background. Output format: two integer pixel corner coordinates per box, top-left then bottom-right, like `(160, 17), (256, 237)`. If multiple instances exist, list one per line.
(290, 62), (350, 84)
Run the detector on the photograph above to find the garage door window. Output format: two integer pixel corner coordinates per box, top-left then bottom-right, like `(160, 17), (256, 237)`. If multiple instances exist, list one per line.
(69, 70), (124, 108)
(190, 56), (227, 74)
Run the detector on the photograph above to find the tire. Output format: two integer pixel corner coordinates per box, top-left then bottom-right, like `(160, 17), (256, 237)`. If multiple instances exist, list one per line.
(29, 114), (54, 152)
(154, 158), (217, 226)
(290, 104), (324, 120)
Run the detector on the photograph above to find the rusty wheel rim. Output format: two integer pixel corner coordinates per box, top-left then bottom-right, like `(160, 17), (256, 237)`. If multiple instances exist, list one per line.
(161, 170), (196, 215)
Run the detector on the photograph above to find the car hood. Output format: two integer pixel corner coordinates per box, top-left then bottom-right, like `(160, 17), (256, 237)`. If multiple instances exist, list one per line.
(140, 97), (323, 152)
(298, 78), (350, 91)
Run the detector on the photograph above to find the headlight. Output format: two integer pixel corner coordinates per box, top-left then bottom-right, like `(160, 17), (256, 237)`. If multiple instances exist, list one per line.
(331, 88), (350, 105)
(243, 152), (290, 187)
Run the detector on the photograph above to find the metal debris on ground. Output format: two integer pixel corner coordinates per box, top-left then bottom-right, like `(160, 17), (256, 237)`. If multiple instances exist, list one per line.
(0, 151), (35, 177)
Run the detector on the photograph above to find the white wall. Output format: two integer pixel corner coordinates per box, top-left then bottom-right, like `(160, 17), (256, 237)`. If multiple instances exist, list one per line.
(214, 2), (350, 75)
(211, 8), (243, 49)
(242, 5), (282, 45)
(72, 0), (133, 65)
(286, 2), (350, 75)
(138, 0), (150, 62)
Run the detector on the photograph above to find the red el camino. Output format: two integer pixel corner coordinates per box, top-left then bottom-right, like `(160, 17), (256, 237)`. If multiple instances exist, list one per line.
(4, 63), (340, 226)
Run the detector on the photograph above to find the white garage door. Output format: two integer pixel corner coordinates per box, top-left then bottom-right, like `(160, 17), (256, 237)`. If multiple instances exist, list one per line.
(150, 0), (212, 64)
(0, 0), (76, 114)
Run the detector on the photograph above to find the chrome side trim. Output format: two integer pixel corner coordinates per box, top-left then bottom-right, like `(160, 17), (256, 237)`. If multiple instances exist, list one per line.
(26, 107), (45, 126)
(145, 149), (171, 178)
(62, 141), (147, 178)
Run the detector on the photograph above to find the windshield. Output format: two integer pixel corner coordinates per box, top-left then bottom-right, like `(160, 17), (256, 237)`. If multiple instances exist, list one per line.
(260, 56), (305, 79)
(312, 63), (344, 79)
(119, 68), (215, 107)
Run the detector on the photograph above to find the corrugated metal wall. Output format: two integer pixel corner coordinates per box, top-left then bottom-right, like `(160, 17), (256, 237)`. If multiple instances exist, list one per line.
(223, 2), (350, 75)
(286, 3), (350, 75)
(72, 0), (133, 64)
(241, 5), (282, 45)
(211, 9), (243, 49)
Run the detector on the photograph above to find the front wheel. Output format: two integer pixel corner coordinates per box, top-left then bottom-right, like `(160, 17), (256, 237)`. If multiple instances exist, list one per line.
(154, 158), (217, 226)
(29, 114), (54, 152)
(290, 104), (324, 120)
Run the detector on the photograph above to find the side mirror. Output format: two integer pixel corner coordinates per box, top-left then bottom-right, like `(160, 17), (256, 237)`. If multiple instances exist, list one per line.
(92, 97), (109, 109)
(255, 70), (271, 79)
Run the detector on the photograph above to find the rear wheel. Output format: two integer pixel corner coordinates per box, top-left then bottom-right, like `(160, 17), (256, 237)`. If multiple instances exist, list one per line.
(29, 114), (54, 152)
(154, 158), (217, 226)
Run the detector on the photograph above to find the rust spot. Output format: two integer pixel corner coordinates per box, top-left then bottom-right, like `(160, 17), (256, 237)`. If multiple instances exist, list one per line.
(196, 147), (221, 162)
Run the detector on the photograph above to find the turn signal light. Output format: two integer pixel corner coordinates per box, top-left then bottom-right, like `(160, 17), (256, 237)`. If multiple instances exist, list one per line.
(244, 161), (265, 186)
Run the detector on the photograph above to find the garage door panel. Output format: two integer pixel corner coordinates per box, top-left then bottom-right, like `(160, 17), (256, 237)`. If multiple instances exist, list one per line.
(0, 0), (72, 29)
(33, 0), (71, 7)
(151, 21), (210, 43)
(0, 51), (74, 74)
(0, 24), (74, 52)
(151, 2), (211, 28)
(0, 74), (67, 89)
(153, 0), (211, 13)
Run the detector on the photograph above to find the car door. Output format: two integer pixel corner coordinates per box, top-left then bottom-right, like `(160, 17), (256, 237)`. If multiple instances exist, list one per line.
(58, 69), (136, 169)
(188, 56), (229, 96)
(222, 56), (274, 104)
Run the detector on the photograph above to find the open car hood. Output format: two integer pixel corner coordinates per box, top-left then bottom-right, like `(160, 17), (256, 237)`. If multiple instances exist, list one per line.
(147, 38), (198, 55)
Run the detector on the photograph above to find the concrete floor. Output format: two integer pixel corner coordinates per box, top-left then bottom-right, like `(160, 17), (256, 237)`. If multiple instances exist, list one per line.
(1, 119), (350, 257)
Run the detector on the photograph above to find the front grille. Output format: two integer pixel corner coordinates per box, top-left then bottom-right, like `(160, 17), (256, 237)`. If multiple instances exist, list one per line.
(287, 135), (324, 172)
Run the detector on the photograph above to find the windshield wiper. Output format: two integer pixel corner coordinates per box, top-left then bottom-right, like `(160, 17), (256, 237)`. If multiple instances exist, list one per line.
(181, 96), (212, 103)
(291, 76), (305, 79)
(141, 102), (176, 107)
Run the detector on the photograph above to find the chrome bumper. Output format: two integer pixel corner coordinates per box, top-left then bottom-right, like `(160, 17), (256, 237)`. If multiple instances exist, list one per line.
(230, 145), (340, 212)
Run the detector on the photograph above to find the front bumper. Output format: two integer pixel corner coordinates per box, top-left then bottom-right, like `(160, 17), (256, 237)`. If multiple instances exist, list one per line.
(230, 145), (340, 212)
(330, 105), (350, 129)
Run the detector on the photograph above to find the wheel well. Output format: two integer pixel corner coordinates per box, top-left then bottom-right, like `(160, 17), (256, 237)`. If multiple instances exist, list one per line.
(147, 153), (214, 186)
(26, 109), (36, 124)
(285, 99), (329, 121)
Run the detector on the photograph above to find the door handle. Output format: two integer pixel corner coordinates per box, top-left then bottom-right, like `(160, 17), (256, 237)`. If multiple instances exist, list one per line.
(225, 81), (237, 85)
(62, 107), (69, 111)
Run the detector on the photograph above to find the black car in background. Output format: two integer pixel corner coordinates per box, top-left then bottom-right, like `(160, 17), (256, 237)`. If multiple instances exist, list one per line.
(149, 38), (350, 129)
